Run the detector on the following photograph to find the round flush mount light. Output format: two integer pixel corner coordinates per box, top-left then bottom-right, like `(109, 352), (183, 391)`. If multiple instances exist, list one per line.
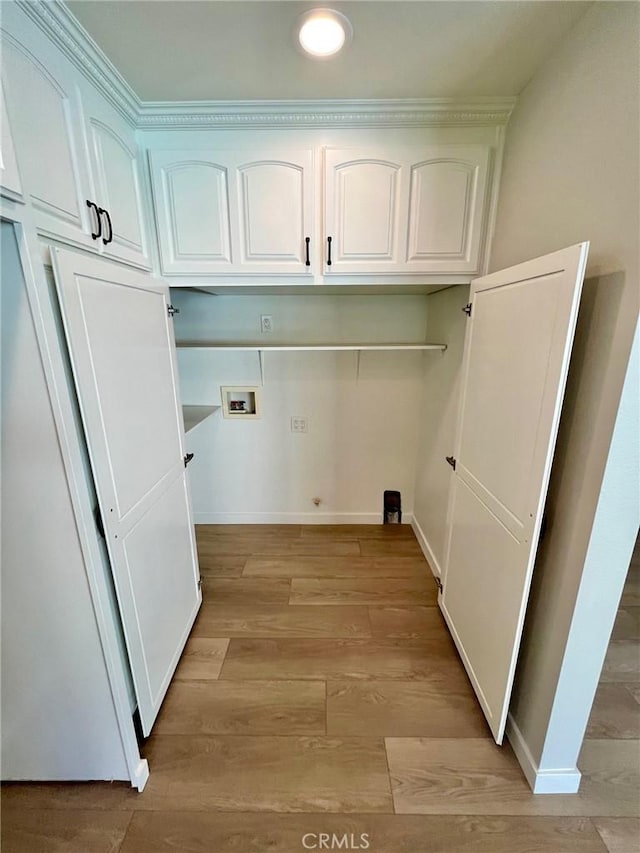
(296, 8), (353, 59)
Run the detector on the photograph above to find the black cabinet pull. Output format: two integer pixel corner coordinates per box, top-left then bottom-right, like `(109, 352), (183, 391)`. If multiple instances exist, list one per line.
(326, 235), (332, 266)
(99, 207), (113, 245)
(305, 236), (310, 266)
(184, 452), (194, 467)
(86, 200), (101, 240)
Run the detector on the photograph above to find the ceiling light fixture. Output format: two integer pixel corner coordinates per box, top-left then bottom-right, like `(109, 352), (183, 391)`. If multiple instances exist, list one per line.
(296, 8), (353, 59)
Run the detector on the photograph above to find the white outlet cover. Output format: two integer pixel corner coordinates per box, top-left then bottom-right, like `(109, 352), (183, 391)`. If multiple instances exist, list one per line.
(261, 314), (273, 333)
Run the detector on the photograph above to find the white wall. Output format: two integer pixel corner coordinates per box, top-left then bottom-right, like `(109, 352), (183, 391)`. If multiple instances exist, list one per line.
(487, 1), (640, 789)
(1, 222), (129, 781)
(172, 292), (430, 523)
(412, 285), (469, 574)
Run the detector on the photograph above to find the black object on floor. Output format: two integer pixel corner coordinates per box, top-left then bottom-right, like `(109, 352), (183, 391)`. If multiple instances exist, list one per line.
(383, 490), (402, 524)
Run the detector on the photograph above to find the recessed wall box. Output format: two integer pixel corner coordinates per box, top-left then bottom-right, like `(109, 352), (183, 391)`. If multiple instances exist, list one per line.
(221, 386), (261, 419)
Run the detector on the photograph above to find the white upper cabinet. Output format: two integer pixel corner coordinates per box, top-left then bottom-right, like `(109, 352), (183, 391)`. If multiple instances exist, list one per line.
(0, 20), (91, 248)
(1, 5), (150, 269)
(150, 149), (314, 276)
(81, 86), (150, 269)
(324, 145), (491, 275)
(0, 81), (22, 202)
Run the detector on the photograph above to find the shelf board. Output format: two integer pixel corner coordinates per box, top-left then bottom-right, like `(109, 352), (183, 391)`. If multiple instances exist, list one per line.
(176, 342), (447, 352)
(182, 405), (219, 434)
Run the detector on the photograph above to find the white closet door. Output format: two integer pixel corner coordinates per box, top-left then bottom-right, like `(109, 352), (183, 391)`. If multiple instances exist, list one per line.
(51, 249), (201, 736)
(440, 243), (589, 744)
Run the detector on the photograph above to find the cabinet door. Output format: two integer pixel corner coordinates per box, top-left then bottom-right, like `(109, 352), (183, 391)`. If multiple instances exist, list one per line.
(235, 151), (313, 274)
(324, 145), (491, 275)
(440, 244), (588, 743)
(0, 81), (22, 202)
(51, 248), (201, 736)
(150, 150), (234, 275)
(0, 15), (91, 248)
(405, 145), (490, 274)
(324, 149), (406, 274)
(150, 149), (313, 276)
(82, 87), (150, 270)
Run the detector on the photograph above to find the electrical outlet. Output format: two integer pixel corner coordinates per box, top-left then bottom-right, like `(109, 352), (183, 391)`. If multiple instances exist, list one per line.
(291, 416), (308, 433)
(261, 314), (273, 333)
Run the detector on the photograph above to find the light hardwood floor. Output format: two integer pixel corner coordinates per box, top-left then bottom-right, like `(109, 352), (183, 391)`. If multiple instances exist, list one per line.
(2, 525), (638, 852)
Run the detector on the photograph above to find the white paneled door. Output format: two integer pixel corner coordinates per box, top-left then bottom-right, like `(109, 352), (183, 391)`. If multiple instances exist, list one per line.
(51, 249), (201, 735)
(440, 243), (589, 744)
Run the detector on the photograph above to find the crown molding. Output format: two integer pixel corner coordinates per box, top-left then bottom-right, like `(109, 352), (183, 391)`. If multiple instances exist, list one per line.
(16, 0), (141, 125)
(13, 2), (516, 131)
(136, 98), (516, 130)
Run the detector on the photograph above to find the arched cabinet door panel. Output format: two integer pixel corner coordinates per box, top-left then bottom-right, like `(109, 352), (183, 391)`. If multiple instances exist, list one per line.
(324, 151), (404, 273)
(407, 147), (491, 273)
(237, 155), (313, 272)
(150, 152), (233, 275)
(150, 149), (314, 276)
(0, 81), (22, 202)
(0, 18), (90, 248)
(81, 83), (151, 270)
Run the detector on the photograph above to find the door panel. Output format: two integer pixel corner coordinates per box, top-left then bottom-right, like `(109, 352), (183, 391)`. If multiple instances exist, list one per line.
(51, 249), (201, 735)
(1, 33), (88, 245)
(406, 146), (490, 273)
(458, 275), (563, 521)
(443, 476), (523, 716)
(121, 474), (197, 696)
(87, 111), (149, 269)
(440, 243), (589, 743)
(69, 277), (180, 517)
(238, 158), (310, 268)
(152, 152), (232, 274)
(0, 81), (22, 201)
(324, 151), (402, 271)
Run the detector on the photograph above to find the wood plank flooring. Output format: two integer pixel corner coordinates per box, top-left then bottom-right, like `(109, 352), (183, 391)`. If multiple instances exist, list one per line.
(2, 524), (638, 853)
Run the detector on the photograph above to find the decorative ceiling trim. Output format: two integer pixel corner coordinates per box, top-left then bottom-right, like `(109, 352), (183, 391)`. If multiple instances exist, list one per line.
(136, 98), (516, 130)
(16, 0), (141, 124)
(14, 2), (516, 131)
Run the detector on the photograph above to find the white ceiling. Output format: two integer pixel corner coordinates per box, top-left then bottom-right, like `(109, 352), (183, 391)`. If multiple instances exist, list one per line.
(67, 1), (591, 102)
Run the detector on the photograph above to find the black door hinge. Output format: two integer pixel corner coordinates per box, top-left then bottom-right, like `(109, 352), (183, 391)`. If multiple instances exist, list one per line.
(445, 455), (456, 470)
(435, 577), (443, 595)
(167, 304), (180, 317)
(184, 452), (194, 467)
(462, 303), (472, 317)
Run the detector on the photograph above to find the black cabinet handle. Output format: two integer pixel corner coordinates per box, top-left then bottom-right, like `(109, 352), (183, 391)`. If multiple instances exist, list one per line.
(305, 236), (310, 267)
(86, 200), (101, 240)
(326, 236), (332, 266)
(184, 452), (194, 467)
(99, 207), (113, 245)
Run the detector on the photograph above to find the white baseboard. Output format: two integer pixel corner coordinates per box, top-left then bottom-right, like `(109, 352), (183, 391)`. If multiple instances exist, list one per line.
(132, 759), (149, 792)
(194, 511), (415, 525)
(410, 516), (442, 578)
(506, 714), (581, 794)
